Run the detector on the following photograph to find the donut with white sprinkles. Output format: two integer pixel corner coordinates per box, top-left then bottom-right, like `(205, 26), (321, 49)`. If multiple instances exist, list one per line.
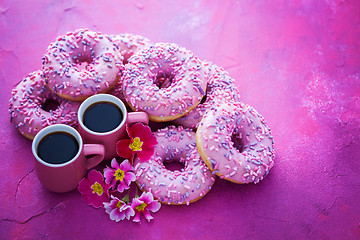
(9, 70), (80, 140)
(42, 29), (123, 101)
(134, 126), (215, 205)
(122, 42), (207, 122)
(173, 62), (240, 128)
(196, 102), (275, 184)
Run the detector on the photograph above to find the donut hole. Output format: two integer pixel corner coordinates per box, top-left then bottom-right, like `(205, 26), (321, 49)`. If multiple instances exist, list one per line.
(122, 53), (133, 65)
(71, 50), (94, 70)
(163, 159), (185, 172)
(199, 83), (214, 104)
(154, 70), (174, 89)
(76, 61), (91, 71)
(200, 90), (208, 104)
(231, 131), (245, 153)
(41, 99), (60, 112)
(75, 55), (93, 63)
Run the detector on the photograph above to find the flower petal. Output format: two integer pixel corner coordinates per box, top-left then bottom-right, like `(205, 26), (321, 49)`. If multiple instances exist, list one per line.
(84, 194), (105, 208)
(81, 193), (94, 205)
(133, 124), (157, 145)
(142, 134), (158, 148)
(78, 170), (111, 209)
(110, 208), (125, 222)
(103, 201), (111, 210)
(120, 159), (134, 172)
(103, 167), (115, 184)
(110, 158), (120, 169)
(125, 124), (133, 139)
(143, 209), (154, 222)
(87, 170), (104, 183)
(123, 171), (136, 185)
(138, 191), (154, 203)
(102, 180), (111, 194)
(133, 212), (141, 222)
(104, 196), (120, 214)
(123, 206), (135, 219)
(131, 123), (151, 138)
(116, 139), (133, 159)
(78, 178), (92, 195)
(99, 193), (110, 205)
(117, 181), (130, 193)
(131, 197), (143, 209)
(147, 201), (161, 213)
(104, 202), (116, 214)
(136, 148), (155, 162)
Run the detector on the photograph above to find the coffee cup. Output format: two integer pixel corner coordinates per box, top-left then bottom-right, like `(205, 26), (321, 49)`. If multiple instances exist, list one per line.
(77, 94), (149, 160)
(32, 124), (105, 193)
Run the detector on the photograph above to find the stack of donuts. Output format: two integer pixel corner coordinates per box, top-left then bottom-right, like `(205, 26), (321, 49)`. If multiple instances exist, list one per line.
(9, 29), (275, 205)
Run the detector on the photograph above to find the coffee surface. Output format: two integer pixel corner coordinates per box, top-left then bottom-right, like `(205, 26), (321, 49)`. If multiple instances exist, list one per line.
(37, 132), (79, 164)
(83, 102), (123, 133)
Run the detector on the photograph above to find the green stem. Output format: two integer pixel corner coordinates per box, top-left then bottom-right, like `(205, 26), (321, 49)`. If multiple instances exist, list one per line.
(121, 194), (130, 204)
(121, 188), (132, 204)
(134, 185), (139, 198)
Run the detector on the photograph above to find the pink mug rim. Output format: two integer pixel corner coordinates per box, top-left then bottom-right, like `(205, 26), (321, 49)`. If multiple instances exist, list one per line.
(77, 94), (127, 136)
(32, 124), (83, 168)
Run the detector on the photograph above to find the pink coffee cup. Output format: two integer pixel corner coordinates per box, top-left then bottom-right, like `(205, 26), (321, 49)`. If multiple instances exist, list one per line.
(32, 124), (105, 193)
(77, 94), (149, 160)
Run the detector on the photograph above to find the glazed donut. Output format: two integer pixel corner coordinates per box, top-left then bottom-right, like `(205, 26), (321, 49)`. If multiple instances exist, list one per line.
(9, 70), (80, 140)
(173, 62), (240, 128)
(42, 29), (123, 101)
(196, 102), (275, 184)
(107, 34), (151, 104)
(122, 43), (207, 122)
(134, 126), (215, 205)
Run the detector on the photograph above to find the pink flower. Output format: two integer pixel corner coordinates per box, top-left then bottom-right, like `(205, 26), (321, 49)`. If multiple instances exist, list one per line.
(131, 192), (161, 223)
(116, 123), (157, 163)
(78, 170), (111, 208)
(104, 195), (135, 222)
(103, 159), (136, 192)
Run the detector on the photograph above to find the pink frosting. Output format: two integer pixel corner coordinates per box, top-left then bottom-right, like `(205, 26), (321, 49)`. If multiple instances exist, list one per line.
(8, 70), (80, 139)
(107, 33), (151, 105)
(122, 43), (207, 121)
(134, 126), (215, 205)
(196, 102), (275, 184)
(173, 62), (240, 128)
(42, 29), (123, 101)
(107, 33), (151, 64)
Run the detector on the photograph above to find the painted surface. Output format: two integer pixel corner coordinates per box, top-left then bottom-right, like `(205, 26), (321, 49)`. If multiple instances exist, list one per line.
(1, 0), (360, 239)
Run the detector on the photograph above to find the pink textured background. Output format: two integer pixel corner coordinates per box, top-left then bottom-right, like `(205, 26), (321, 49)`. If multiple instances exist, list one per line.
(1, 0), (360, 239)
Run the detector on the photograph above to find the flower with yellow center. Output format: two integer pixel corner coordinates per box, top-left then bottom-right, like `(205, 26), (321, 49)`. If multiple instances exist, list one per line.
(91, 182), (104, 196)
(129, 137), (143, 151)
(114, 168), (125, 181)
(135, 202), (147, 212)
(116, 200), (124, 209)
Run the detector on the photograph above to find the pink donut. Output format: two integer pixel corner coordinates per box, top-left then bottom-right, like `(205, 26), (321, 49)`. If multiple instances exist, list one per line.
(9, 70), (80, 140)
(42, 29), (123, 101)
(173, 62), (240, 128)
(196, 102), (275, 184)
(122, 43), (208, 122)
(134, 126), (215, 205)
(106, 76), (128, 106)
(108, 33), (151, 64)
(107, 33), (151, 104)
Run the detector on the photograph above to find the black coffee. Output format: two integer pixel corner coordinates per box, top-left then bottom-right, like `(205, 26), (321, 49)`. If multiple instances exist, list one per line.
(37, 132), (79, 164)
(83, 101), (123, 133)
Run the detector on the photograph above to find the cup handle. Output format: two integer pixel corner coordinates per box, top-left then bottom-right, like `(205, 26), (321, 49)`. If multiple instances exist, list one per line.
(127, 112), (149, 125)
(83, 144), (105, 169)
